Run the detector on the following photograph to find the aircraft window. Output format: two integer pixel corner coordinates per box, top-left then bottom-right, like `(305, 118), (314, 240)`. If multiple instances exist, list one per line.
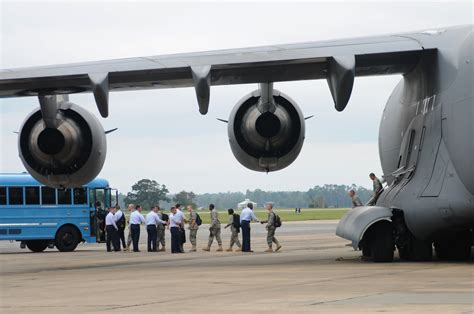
(0, 187), (6, 205)
(25, 187), (40, 205)
(58, 189), (72, 205)
(73, 188), (87, 205)
(9, 187), (24, 205)
(41, 187), (56, 205)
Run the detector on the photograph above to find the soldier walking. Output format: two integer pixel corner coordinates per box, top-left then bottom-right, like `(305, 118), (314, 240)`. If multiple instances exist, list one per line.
(203, 204), (223, 252)
(187, 205), (199, 252)
(260, 203), (281, 253)
(224, 208), (241, 252)
(156, 206), (167, 251)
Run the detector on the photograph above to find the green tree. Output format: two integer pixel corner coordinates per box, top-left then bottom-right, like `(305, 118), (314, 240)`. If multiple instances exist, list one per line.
(124, 179), (170, 210)
(309, 195), (326, 208)
(173, 191), (197, 208)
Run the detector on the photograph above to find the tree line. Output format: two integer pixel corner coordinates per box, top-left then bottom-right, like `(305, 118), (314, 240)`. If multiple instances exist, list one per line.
(119, 179), (372, 210)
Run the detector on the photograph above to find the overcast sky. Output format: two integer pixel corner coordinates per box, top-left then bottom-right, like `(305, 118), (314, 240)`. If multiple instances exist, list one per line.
(0, 0), (472, 194)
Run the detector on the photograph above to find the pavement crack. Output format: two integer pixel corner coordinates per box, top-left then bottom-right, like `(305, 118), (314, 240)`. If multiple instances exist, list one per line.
(310, 292), (387, 306)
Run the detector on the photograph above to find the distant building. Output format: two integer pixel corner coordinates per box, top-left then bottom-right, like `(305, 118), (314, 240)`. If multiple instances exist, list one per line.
(237, 199), (257, 210)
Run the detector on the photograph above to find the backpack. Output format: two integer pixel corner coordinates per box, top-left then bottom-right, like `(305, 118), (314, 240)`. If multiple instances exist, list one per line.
(161, 213), (169, 222)
(232, 214), (241, 230)
(195, 213), (202, 226)
(117, 214), (126, 229)
(273, 212), (282, 228)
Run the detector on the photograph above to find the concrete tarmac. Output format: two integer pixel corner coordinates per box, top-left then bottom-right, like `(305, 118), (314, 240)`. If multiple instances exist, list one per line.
(0, 220), (472, 313)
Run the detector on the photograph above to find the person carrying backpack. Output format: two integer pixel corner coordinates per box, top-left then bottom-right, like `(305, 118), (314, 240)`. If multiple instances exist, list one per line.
(114, 205), (127, 250)
(187, 205), (200, 252)
(156, 206), (168, 252)
(224, 208), (242, 252)
(260, 202), (282, 252)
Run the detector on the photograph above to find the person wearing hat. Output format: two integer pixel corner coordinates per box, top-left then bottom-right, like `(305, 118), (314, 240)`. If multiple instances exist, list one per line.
(187, 205), (199, 252)
(240, 202), (260, 252)
(224, 208), (242, 252)
(203, 204), (223, 252)
(156, 206), (167, 251)
(260, 202), (281, 252)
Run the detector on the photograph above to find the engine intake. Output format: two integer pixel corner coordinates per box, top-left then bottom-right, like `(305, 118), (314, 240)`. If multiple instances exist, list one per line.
(18, 102), (106, 188)
(228, 88), (305, 172)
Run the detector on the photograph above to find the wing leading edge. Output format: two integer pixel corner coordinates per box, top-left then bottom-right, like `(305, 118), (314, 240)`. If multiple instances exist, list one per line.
(0, 32), (434, 115)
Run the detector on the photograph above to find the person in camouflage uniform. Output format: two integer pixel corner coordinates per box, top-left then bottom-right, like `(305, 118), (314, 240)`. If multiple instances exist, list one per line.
(187, 205), (199, 252)
(348, 189), (363, 208)
(368, 173), (383, 205)
(224, 208), (241, 252)
(203, 204), (223, 252)
(156, 206), (167, 251)
(261, 202), (281, 253)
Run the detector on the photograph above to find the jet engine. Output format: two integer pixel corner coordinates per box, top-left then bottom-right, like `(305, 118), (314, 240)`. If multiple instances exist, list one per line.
(18, 101), (106, 188)
(228, 84), (305, 172)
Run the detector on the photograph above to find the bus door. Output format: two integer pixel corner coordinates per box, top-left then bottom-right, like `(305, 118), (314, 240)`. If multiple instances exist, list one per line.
(90, 188), (109, 243)
(109, 189), (119, 207)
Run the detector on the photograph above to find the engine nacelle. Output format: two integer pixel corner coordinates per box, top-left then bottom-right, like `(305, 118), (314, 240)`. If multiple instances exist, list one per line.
(18, 102), (106, 188)
(228, 89), (305, 172)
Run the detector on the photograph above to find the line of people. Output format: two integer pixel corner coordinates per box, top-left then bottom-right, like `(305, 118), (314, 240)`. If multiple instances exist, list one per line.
(104, 202), (282, 253)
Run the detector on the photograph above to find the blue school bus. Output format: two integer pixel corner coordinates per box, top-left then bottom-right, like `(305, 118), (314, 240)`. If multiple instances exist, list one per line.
(0, 173), (117, 252)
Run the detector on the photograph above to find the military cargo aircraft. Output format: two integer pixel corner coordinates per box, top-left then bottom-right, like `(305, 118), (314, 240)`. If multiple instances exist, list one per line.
(0, 25), (472, 262)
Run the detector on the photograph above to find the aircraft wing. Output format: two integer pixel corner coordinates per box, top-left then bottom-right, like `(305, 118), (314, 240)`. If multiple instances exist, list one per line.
(0, 31), (434, 115)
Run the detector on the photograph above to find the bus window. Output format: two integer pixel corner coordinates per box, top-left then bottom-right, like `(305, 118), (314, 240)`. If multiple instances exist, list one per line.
(92, 189), (107, 208)
(0, 187), (6, 205)
(9, 187), (24, 205)
(58, 189), (72, 205)
(41, 187), (56, 205)
(25, 187), (40, 205)
(110, 189), (118, 207)
(73, 188), (87, 205)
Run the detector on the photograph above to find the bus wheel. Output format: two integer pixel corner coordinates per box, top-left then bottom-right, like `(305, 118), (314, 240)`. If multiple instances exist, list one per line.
(26, 240), (49, 252)
(55, 225), (80, 252)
